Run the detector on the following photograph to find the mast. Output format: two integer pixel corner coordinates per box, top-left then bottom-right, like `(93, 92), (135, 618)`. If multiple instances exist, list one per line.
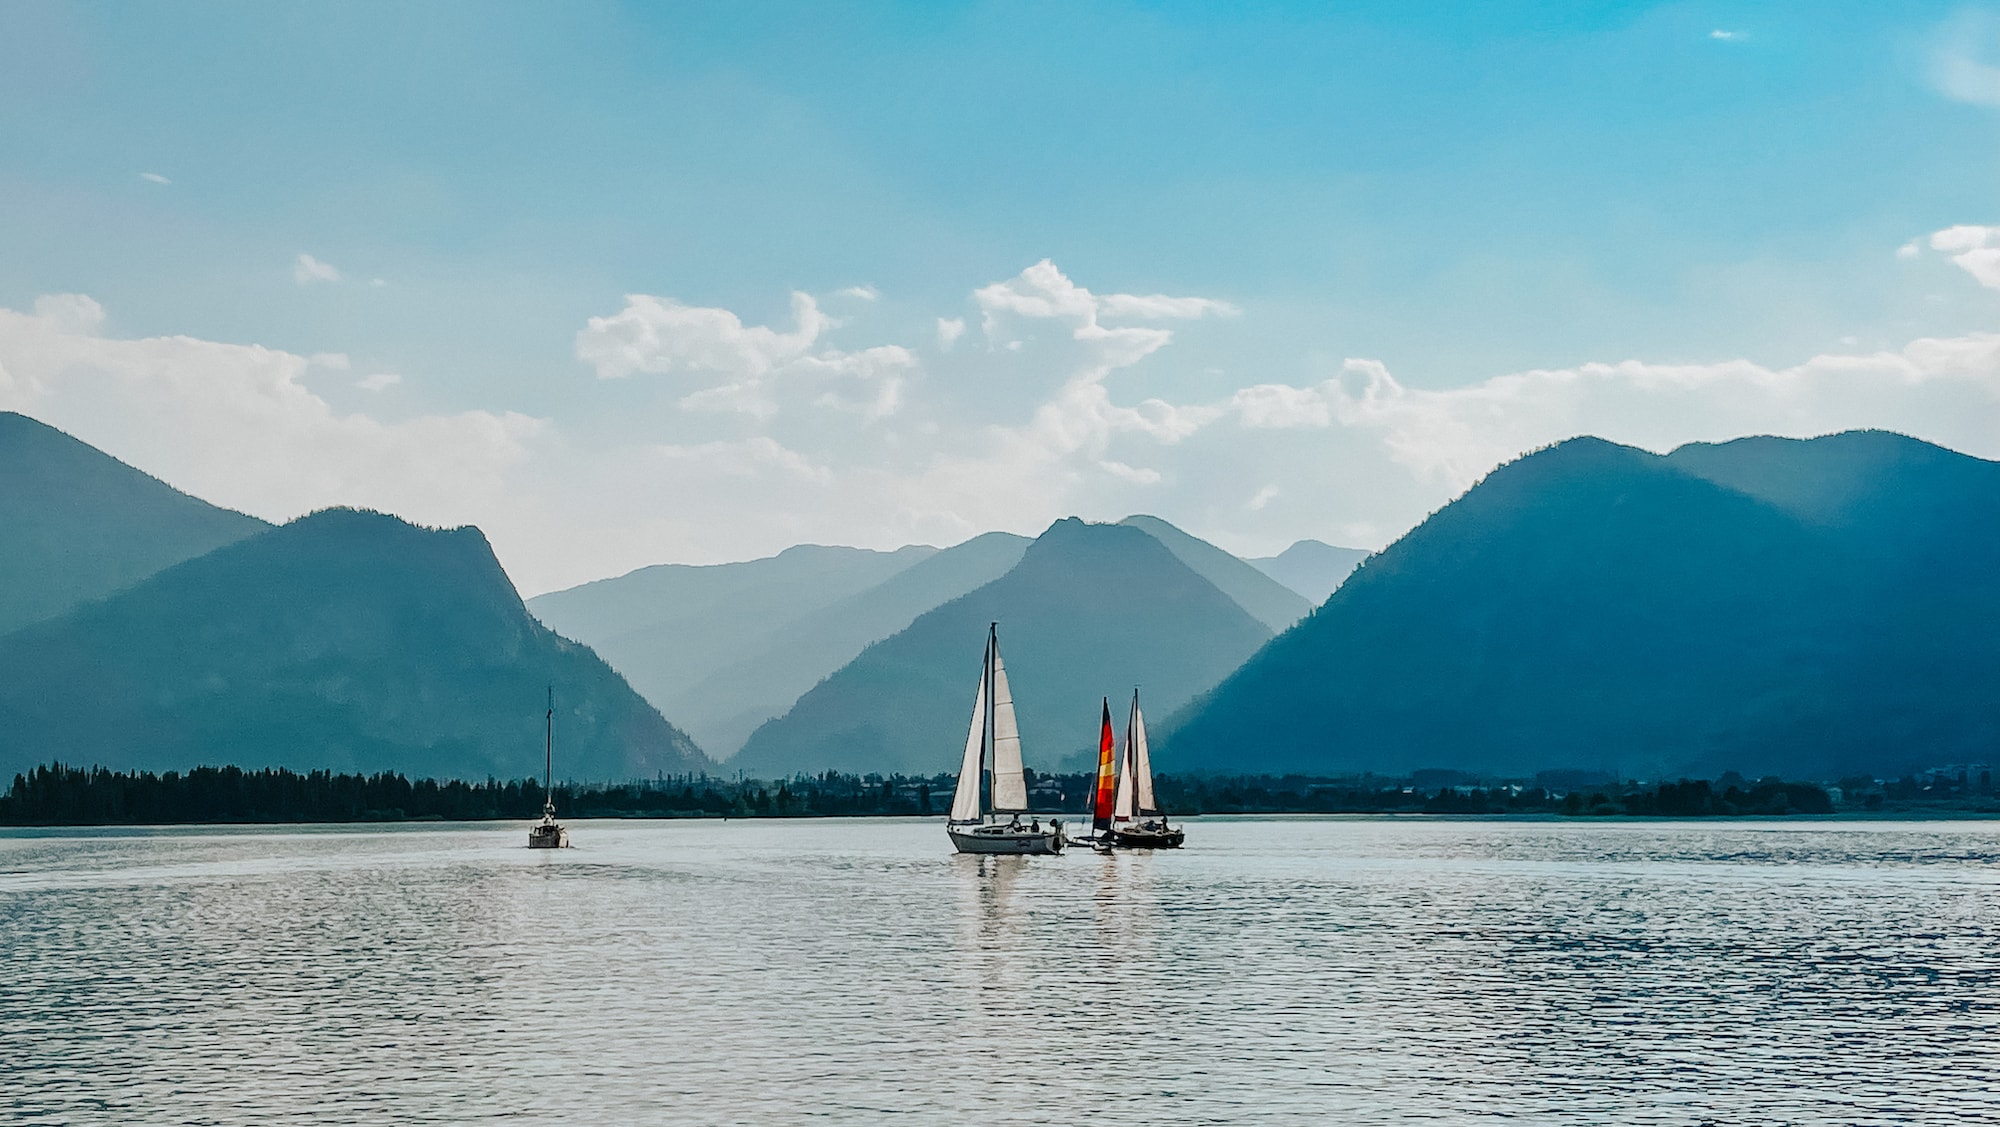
(1115, 689), (1138, 824)
(984, 623), (995, 820)
(544, 684), (555, 817)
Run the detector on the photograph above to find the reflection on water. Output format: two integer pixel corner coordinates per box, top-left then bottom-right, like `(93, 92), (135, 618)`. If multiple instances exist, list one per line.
(6, 817), (2000, 1124)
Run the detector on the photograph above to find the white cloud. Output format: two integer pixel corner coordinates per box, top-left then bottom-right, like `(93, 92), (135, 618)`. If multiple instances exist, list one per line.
(0, 292), (544, 570)
(138, 172), (171, 185)
(1204, 339), (2000, 497)
(1099, 459), (1162, 485)
(936, 317), (966, 350)
(31, 294), (106, 335)
(1898, 240), (1923, 260)
(369, 278), (389, 288)
(1709, 29), (1739, 41)
(1933, 9), (2000, 107)
(1929, 224), (2000, 289)
(576, 291), (827, 381)
(356, 372), (401, 391)
(973, 259), (1234, 343)
(293, 254), (341, 286)
(835, 285), (879, 301)
(16, 237), (2000, 596)
(574, 290), (907, 421)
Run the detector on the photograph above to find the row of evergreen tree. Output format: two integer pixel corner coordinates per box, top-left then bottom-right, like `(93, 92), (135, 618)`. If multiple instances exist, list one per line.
(0, 763), (963, 825)
(0, 762), (1877, 826)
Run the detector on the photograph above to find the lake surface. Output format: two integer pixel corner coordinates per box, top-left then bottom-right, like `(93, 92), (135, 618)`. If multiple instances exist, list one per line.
(6, 817), (2000, 1125)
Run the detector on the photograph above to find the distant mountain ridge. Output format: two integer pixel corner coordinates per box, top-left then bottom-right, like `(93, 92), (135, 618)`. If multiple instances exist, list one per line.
(0, 508), (711, 782)
(1166, 431), (2000, 782)
(732, 518), (1274, 778)
(528, 542), (945, 754)
(0, 411), (269, 636)
(1119, 515), (1309, 630)
(666, 531), (1032, 756)
(1248, 539), (1370, 604)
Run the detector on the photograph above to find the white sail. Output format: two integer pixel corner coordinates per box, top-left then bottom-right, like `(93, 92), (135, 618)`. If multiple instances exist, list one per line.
(1115, 695), (1138, 822)
(988, 643), (1028, 813)
(1131, 692), (1158, 815)
(948, 654), (988, 823)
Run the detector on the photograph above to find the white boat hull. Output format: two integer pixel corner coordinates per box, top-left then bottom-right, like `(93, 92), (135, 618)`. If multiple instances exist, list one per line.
(947, 821), (1064, 855)
(528, 819), (568, 849)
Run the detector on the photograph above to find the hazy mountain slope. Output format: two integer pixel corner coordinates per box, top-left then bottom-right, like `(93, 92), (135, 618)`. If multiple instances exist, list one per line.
(1248, 539), (1370, 604)
(1165, 432), (2000, 781)
(732, 519), (1272, 777)
(0, 412), (269, 636)
(1119, 515), (1310, 631)
(671, 532), (1033, 757)
(526, 543), (936, 713)
(0, 508), (711, 782)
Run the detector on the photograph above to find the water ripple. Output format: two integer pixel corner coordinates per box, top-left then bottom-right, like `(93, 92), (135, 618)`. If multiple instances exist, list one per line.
(4, 818), (2000, 1124)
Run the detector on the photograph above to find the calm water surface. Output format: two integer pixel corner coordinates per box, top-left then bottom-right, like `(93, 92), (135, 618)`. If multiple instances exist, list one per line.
(5, 817), (2000, 1125)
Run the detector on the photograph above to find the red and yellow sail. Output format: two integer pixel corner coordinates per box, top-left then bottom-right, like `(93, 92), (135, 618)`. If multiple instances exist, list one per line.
(1091, 697), (1117, 834)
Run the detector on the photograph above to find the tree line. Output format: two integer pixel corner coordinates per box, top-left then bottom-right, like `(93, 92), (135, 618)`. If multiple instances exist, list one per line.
(0, 763), (960, 826)
(0, 761), (1939, 826)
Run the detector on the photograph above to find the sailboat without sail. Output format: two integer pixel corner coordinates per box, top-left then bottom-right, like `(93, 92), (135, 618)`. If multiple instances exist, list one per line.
(945, 624), (1065, 855)
(528, 686), (569, 849)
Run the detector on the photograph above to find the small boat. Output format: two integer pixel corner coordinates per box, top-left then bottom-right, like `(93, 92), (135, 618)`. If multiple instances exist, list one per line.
(528, 686), (569, 849)
(946, 624), (1064, 855)
(1098, 689), (1184, 849)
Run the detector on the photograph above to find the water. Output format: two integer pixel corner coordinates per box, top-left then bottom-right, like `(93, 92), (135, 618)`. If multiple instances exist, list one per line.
(6, 817), (2000, 1125)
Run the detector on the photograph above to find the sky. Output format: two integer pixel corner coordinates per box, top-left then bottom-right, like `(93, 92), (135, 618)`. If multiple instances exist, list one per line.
(4, 0), (2000, 594)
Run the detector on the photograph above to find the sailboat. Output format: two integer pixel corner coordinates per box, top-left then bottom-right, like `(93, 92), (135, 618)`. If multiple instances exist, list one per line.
(945, 624), (1065, 855)
(528, 685), (569, 849)
(1100, 689), (1184, 849)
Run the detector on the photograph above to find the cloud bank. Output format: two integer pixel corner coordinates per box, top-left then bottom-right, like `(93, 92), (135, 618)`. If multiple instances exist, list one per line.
(5, 237), (2000, 594)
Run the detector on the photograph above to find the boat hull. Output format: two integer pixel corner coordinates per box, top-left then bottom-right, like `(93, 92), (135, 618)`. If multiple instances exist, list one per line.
(528, 821), (568, 849)
(947, 822), (1064, 855)
(1107, 822), (1185, 849)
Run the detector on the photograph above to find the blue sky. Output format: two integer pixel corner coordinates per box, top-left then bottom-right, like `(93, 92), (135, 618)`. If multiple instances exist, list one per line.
(5, 1), (2000, 591)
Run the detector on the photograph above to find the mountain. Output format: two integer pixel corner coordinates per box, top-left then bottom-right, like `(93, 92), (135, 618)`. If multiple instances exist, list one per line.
(0, 412), (269, 636)
(732, 518), (1273, 778)
(0, 508), (711, 782)
(1248, 539), (1370, 604)
(1164, 431), (2000, 782)
(525, 543), (936, 724)
(667, 532), (1032, 757)
(1119, 515), (1310, 631)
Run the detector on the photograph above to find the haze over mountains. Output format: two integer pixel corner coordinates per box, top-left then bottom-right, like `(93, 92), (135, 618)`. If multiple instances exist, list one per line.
(641, 532), (1032, 755)
(1116, 515), (1309, 630)
(12, 408), (1988, 788)
(1247, 540), (1371, 605)
(0, 508), (710, 782)
(0, 412), (267, 636)
(531, 516), (1313, 758)
(732, 518), (1275, 777)
(526, 543), (943, 754)
(1166, 431), (2000, 782)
